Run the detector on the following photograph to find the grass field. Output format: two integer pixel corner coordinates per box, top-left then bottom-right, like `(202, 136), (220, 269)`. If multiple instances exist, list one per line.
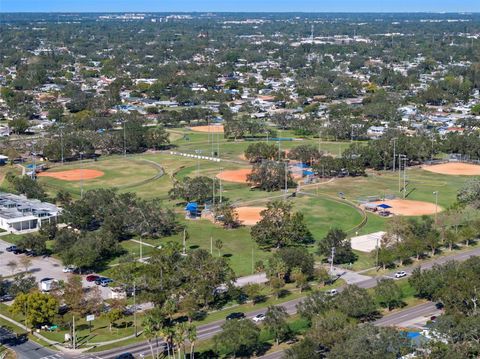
(7, 129), (471, 277)
(37, 156), (160, 196)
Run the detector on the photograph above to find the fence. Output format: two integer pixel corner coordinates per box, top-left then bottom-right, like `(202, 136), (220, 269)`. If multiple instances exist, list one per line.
(357, 194), (397, 204)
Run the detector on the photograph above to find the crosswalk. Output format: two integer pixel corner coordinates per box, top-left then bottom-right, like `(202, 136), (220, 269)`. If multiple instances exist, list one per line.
(40, 355), (103, 359)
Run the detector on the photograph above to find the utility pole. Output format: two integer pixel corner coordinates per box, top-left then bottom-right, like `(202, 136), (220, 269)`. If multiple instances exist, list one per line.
(60, 126), (64, 165)
(433, 191), (439, 227)
(133, 281), (137, 337)
(330, 247), (335, 274)
(392, 138), (397, 171)
(183, 229), (186, 255)
(123, 120), (127, 157)
(80, 152), (84, 199)
(73, 315), (76, 350)
(402, 157), (408, 199)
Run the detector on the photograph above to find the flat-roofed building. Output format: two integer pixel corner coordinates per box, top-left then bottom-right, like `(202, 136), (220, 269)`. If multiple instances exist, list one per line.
(0, 192), (60, 233)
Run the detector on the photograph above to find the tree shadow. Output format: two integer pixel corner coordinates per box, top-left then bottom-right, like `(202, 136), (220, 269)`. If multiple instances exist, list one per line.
(222, 253), (232, 258)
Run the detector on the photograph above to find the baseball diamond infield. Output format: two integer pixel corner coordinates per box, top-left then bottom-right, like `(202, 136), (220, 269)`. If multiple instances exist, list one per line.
(371, 199), (441, 216)
(38, 169), (105, 181)
(216, 168), (252, 183)
(190, 125), (224, 133)
(422, 162), (480, 176)
(235, 207), (265, 225)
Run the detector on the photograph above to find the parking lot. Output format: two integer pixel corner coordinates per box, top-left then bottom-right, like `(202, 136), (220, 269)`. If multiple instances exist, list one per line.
(0, 237), (111, 300)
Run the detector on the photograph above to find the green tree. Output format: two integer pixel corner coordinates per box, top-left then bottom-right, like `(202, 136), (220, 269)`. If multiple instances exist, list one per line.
(244, 142), (280, 163)
(105, 308), (124, 332)
(243, 283), (263, 305)
(374, 278), (403, 311)
(264, 305), (290, 345)
(317, 229), (356, 265)
(308, 310), (355, 353)
(336, 285), (377, 320)
(11, 292), (59, 328)
(214, 319), (260, 358)
(169, 176), (214, 204)
(247, 160), (295, 192)
(251, 201), (313, 249)
(145, 126), (170, 150)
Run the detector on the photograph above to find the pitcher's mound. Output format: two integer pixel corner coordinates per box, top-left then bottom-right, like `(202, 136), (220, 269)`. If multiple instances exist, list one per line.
(190, 125), (224, 133)
(217, 169), (252, 183)
(235, 207), (265, 225)
(422, 162), (480, 176)
(372, 199), (440, 216)
(38, 169), (104, 181)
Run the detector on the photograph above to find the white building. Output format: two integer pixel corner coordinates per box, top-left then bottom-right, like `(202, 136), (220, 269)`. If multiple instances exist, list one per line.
(0, 192), (60, 233)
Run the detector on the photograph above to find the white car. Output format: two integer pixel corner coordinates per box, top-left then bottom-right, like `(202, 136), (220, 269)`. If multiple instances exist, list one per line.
(252, 314), (265, 323)
(62, 266), (76, 273)
(326, 289), (338, 296)
(394, 271), (407, 278)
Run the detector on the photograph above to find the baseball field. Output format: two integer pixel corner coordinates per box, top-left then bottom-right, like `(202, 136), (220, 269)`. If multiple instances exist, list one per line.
(29, 128), (477, 275)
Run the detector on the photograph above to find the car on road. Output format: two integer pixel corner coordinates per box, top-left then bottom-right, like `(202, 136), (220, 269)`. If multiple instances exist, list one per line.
(5, 245), (17, 252)
(226, 312), (245, 320)
(394, 271), (407, 278)
(252, 313), (265, 323)
(115, 353), (134, 359)
(95, 277), (113, 287)
(326, 289), (338, 296)
(86, 274), (100, 282)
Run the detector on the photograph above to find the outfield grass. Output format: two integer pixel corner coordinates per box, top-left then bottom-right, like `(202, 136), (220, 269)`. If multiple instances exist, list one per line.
(38, 156), (160, 196)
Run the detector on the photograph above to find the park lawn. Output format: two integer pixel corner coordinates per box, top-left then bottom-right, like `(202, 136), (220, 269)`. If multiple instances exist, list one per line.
(38, 156), (160, 196)
(314, 167), (469, 209)
(40, 312), (143, 346)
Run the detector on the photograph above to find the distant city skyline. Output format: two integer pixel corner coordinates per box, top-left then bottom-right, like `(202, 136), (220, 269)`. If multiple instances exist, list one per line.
(1, 0), (480, 13)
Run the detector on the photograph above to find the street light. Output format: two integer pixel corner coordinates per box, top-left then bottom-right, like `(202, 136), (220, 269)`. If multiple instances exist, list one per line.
(433, 191), (439, 227)
(391, 138), (397, 172)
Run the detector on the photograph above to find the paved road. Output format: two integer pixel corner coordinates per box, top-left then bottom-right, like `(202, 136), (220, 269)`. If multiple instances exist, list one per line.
(94, 247), (480, 359)
(4, 246), (478, 359)
(0, 326), (57, 359)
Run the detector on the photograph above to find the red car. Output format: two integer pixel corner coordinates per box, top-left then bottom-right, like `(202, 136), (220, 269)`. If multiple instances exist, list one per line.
(86, 275), (100, 282)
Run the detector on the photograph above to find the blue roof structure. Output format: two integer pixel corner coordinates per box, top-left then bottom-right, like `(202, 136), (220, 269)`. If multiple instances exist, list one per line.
(377, 203), (393, 209)
(185, 202), (198, 212)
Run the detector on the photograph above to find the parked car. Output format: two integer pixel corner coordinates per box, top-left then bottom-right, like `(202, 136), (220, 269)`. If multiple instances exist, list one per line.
(226, 312), (245, 320)
(12, 248), (25, 255)
(25, 250), (37, 257)
(326, 289), (338, 296)
(0, 295), (14, 302)
(63, 266), (77, 273)
(5, 245), (17, 252)
(252, 313), (265, 323)
(394, 271), (407, 278)
(86, 274), (100, 282)
(98, 278), (113, 287)
(115, 353), (134, 359)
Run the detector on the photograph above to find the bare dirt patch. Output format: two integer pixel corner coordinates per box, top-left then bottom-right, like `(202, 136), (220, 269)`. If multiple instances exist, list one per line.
(235, 207), (265, 226)
(422, 162), (480, 176)
(217, 168), (252, 183)
(371, 199), (441, 216)
(38, 169), (105, 181)
(190, 125), (224, 133)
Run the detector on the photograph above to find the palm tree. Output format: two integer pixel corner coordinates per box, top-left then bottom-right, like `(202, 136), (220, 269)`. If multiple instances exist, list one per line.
(160, 325), (175, 359)
(142, 316), (158, 359)
(173, 323), (187, 359)
(186, 324), (197, 359)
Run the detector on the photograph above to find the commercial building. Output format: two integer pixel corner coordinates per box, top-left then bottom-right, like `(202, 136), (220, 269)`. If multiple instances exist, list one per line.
(0, 192), (60, 233)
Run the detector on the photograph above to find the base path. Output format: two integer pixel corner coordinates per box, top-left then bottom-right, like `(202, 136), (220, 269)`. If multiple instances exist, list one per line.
(38, 169), (104, 181)
(235, 206), (265, 225)
(422, 162), (480, 176)
(190, 125), (224, 133)
(372, 199), (440, 216)
(216, 168), (252, 183)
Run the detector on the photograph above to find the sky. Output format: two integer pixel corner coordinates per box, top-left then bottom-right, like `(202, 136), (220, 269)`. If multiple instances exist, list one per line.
(1, 0), (479, 13)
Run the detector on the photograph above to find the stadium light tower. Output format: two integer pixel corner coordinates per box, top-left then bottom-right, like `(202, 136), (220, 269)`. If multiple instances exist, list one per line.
(433, 191), (439, 226)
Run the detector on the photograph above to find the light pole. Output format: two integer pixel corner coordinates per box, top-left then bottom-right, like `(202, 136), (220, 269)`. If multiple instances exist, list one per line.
(80, 152), (84, 199)
(284, 161), (288, 198)
(123, 120), (127, 157)
(60, 126), (65, 165)
(402, 157), (408, 199)
(433, 191), (439, 227)
(391, 138), (397, 172)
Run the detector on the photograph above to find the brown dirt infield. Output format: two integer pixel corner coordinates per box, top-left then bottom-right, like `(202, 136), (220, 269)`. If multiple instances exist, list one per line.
(235, 207), (265, 225)
(216, 168), (252, 183)
(38, 169), (105, 181)
(190, 125), (224, 133)
(422, 162), (480, 176)
(371, 199), (441, 216)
